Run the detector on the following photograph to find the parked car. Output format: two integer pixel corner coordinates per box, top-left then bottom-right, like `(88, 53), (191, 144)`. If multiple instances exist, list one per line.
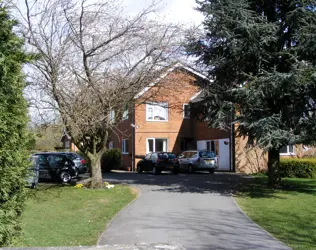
(177, 150), (219, 174)
(60, 152), (88, 174)
(32, 152), (77, 183)
(136, 152), (179, 175)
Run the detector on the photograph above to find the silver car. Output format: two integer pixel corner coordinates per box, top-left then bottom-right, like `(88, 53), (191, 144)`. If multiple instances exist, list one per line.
(177, 150), (219, 174)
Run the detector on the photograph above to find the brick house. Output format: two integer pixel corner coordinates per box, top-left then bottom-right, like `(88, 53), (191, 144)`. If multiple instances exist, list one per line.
(109, 63), (235, 172)
(65, 63), (307, 173)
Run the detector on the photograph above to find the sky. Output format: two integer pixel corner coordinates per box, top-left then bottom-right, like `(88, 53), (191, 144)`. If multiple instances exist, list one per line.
(123, 0), (204, 26)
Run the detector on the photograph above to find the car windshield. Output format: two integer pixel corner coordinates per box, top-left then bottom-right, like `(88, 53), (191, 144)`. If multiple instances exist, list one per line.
(158, 153), (176, 159)
(199, 151), (216, 158)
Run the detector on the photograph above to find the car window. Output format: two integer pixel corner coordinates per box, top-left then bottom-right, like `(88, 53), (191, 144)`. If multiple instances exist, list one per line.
(167, 153), (176, 159)
(184, 152), (192, 158)
(47, 155), (65, 166)
(199, 151), (216, 158)
(158, 153), (168, 159)
(145, 153), (152, 160)
(151, 153), (158, 160)
(178, 153), (185, 159)
(37, 155), (48, 168)
(190, 152), (198, 158)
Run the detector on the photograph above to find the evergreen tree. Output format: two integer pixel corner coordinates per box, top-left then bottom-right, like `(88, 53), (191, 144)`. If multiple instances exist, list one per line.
(187, 0), (316, 186)
(0, 4), (30, 246)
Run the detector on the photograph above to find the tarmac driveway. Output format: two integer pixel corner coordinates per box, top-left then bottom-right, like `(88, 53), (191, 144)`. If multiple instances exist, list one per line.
(98, 172), (290, 250)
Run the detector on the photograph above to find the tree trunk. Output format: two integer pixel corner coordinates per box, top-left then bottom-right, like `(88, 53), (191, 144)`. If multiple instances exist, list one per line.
(267, 148), (281, 188)
(90, 155), (104, 188)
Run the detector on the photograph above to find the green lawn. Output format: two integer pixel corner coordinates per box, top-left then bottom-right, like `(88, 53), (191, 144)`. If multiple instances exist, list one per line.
(14, 184), (137, 247)
(235, 177), (316, 250)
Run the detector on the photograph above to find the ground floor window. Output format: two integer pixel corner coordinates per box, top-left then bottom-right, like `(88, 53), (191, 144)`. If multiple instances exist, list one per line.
(279, 145), (295, 155)
(109, 141), (114, 149)
(146, 138), (168, 153)
(122, 139), (129, 154)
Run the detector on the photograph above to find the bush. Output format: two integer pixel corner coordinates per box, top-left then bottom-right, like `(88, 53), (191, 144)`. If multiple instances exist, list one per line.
(0, 7), (30, 246)
(280, 158), (316, 179)
(101, 149), (122, 172)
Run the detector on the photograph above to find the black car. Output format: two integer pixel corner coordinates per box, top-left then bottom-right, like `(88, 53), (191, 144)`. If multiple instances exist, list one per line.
(136, 152), (179, 175)
(33, 152), (77, 183)
(60, 152), (88, 174)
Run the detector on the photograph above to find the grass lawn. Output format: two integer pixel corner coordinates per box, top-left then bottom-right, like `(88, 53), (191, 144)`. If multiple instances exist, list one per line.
(235, 177), (316, 250)
(14, 184), (137, 247)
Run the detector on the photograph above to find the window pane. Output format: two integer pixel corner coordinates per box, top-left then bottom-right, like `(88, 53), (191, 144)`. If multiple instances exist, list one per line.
(125, 140), (129, 153)
(147, 103), (168, 121)
(155, 139), (167, 152)
(211, 141), (216, 152)
(289, 145), (294, 153)
(153, 105), (167, 120)
(148, 139), (154, 152)
(184, 104), (190, 118)
(206, 141), (210, 151)
(279, 146), (288, 154)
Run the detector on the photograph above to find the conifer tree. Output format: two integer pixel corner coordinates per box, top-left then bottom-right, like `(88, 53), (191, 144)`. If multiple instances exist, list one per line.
(187, 0), (316, 186)
(0, 4), (30, 246)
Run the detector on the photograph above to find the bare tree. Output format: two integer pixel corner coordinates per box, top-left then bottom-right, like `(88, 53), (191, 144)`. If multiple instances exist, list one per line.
(16, 0), (182, 187)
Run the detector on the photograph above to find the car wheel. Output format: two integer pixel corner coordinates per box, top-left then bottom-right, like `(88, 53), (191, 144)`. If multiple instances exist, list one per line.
(137, 165), (143, 173)
(209, 169), (215, 174)
(60, 171), (72, 183)
(188, 165), (194, 174)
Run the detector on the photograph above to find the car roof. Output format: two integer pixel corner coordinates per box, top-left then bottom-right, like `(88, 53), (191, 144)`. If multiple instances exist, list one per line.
(33, 152), (68, 156)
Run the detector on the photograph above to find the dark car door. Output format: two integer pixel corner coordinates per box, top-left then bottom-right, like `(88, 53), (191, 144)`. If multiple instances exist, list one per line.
(142, 153), (152, 171)
(37, 154), (50, 179)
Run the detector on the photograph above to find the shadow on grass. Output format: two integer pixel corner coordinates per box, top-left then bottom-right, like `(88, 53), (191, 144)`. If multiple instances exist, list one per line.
(235, 176), (316, 199)
(27, 179), (79, 201)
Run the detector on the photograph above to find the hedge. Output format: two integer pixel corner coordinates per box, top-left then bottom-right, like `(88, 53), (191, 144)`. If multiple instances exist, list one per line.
(279, 158), (316, 179)
(101, 148), (122, 172)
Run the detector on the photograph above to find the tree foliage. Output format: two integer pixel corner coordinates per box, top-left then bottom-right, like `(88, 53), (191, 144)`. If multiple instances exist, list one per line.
(187, 0), (316, 186)
(0, 4), (29, 246)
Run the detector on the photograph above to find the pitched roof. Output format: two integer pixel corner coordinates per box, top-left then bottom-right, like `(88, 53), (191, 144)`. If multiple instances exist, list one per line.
(134, 62), (208, 99)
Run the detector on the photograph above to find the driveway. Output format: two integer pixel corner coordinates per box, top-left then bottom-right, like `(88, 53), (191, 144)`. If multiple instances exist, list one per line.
(98, 172), (290, 250)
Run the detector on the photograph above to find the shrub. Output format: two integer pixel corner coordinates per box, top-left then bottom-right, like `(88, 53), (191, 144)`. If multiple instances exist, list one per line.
(279, 158), (316, 179)
(0, 7), (30, 246)
(101, 149), (122, 172)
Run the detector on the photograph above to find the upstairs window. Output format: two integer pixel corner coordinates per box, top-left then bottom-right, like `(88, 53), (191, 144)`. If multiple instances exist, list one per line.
(122, 106), (129, 120)
(146, 102), (168, 121)
(183, 104), (190, 119)
(110, 110), (115, 123)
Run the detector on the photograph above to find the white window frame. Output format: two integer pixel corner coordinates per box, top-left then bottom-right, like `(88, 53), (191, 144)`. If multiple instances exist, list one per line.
(146, 138), (168, 153)
(279, 145), (295, 156)
(183, 103), (190, 119)
(146, 102), (168, 122)
(122, 139), (129, 154)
